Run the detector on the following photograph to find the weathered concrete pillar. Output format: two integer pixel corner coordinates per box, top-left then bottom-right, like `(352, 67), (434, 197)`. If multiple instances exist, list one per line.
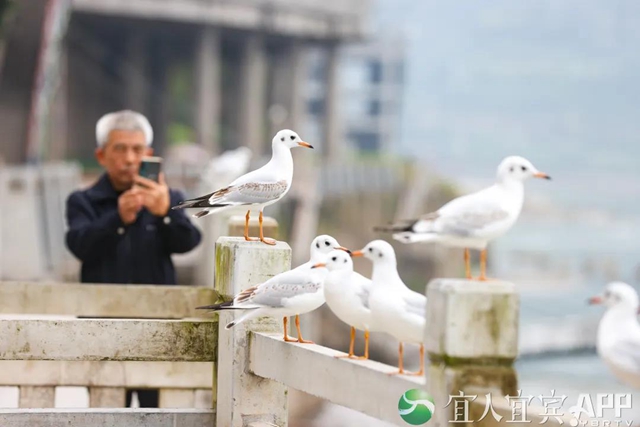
(214, 237), (291, 427)
(195, 26), (221, 155)
(425, 279), (519, 426)
(324, 42), (341, 159)
(239, 33), (268, 156)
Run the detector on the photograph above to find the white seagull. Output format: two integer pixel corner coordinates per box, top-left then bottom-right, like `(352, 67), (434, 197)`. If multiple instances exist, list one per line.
(375, 156), (551, 280)
(197, 235), (349, 343)
(589, 281), (640, 389)
(173, 129), (313, 245)
(352, 240), (426, 376)
(312, 250), (376, 360)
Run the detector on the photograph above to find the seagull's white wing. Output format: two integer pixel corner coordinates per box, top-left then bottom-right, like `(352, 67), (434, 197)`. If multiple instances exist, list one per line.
(234, 268), (321, 309)
(207, 180), (289, 206)
(352, 272), (373, 309)
(610, 339), (640, 374)
(413, 189), (509, 237)
(402, 290), (427, 318)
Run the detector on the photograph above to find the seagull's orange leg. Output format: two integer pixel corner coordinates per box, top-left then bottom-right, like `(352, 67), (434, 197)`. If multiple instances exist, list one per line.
(283, 317), (297, 342)
(295, 315), (314, 344)
(406, 344), (425, 376)
(388, 342), (405, 375)
(244, 210), (258, 241)
(478, 249), (488, 281)
(259, 210), (276, 245)
(355, 330), (370, 360)
(464, 248), (472, 279)
(335, 326), (356, 358)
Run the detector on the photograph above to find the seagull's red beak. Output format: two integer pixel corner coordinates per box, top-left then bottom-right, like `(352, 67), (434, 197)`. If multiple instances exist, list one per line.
(534, 172), (552, 180)
(311, 262), (326, 269)
(588, 296), (603, 305)
(298, 141), (314, 149)
(335, 246), (351, 254)
(350, 250), (364, 257)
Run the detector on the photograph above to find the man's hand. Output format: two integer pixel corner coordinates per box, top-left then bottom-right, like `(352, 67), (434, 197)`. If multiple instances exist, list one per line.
(134, 173), (170, 217)
(118, 188), (143, 224)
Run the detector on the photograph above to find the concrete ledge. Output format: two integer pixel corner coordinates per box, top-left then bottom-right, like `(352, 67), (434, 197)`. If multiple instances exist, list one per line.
(0, 282), (216, 318)
(0, 361), (213, 388)
(249, 331), (425, 426)
(0, 408), (214, 427)
(0, 317), (216, 362)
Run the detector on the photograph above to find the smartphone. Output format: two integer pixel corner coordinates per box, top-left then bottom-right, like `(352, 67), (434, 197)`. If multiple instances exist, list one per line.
(139, 156), (162, 182)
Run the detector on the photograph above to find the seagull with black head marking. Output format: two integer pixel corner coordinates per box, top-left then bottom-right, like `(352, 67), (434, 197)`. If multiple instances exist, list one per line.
(173, 129), (313, 245)
(312, 250), (377, 360)
(352, 240), (426, 376)
(196, 235), (349, 344)
(375, 155), (551, 280)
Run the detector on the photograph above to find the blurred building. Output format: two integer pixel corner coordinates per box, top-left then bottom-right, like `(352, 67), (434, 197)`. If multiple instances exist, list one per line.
(0, 0), (371, 165)
(305, 35), (405, 155)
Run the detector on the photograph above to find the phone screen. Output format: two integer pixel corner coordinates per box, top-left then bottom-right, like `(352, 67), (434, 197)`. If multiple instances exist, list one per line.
(139, 157), (162, 182)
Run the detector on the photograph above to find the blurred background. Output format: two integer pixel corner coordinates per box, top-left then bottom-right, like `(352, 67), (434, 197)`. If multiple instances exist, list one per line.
(0, 0), (639, 424)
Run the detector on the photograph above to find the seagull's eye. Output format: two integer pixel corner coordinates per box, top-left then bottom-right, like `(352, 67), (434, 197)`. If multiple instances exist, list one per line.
(325, 241), (330, 246)
(281, 137), (285, 142)
(379, 253), (383, 258)
(368, 247), (373, 252)
(290, 135), (296, 140)
(315, 242), (320, 249)
(521, 166), (527, 172)
(331, 256), (337, 261)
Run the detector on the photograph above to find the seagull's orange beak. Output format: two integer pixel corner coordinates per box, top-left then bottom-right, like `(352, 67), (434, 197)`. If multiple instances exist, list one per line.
(534, 172), (552, 180)
(350, 250), (364, 257)
(335, 246), (351, 254)
(311, 262), (326, 269)
(298, 141), (314, 149)
(588, 296), (603, 305)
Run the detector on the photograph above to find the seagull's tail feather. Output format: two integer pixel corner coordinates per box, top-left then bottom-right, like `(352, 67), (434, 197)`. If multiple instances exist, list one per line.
(393, 232), (438, 244)
(190, 205), (234, 219)
(373, 220), (416, 233)
(225, 310), (263, 330)
(196, 300), (237, 311)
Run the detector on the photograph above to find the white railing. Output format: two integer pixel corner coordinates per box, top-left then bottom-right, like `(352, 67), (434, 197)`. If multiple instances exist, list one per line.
(0, 218), (605, 426)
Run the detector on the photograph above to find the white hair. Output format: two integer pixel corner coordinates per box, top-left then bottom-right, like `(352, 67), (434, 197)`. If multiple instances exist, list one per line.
(95, 110), (153, 147)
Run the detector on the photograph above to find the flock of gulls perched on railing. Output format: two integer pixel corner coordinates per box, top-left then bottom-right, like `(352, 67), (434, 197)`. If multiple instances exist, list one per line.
(173, 130), (640, 387)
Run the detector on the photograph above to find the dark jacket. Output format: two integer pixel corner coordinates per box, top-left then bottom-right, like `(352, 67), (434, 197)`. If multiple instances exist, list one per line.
(65, 173), (201, 284)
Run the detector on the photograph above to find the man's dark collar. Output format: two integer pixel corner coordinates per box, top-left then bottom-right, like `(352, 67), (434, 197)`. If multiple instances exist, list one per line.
(85, 173), (123, 201)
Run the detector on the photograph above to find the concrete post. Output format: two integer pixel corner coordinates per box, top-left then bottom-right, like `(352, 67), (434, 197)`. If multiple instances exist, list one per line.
(195, 27), (221, 155)
(239, 33), (267, 156)
(425, 279), (520, 426)
(324, 42), (340, 159)
(214, 237), (291, 427)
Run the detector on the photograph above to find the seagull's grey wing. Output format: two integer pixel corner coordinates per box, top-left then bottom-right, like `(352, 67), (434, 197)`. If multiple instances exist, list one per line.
(611, 339), (640, 374)
(235, 269), (321, 308)
(353, 273), (372, 309)
(432, 196), (510, 237)
(403, 290), (427, 318)
(209, 180), (289, 206)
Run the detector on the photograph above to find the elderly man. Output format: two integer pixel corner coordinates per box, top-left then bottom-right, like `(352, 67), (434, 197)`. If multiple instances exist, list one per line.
(65, 110), (202, 285)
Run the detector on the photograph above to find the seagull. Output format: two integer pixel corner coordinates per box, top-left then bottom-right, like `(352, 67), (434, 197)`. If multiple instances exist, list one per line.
(196, 235), (348, 344)
(375, 156), (551, 280)
(588, 281), (640, 389)
(312, 250), (376, 360)
(172, 129), (313, 245)
(352, 240), (426, 376)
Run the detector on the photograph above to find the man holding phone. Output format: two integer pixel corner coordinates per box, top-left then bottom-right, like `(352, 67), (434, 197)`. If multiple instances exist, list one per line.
(65, 110), (202, 285)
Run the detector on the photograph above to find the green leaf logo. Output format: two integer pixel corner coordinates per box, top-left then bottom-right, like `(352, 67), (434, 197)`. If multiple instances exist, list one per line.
(398, 389), (435, 425)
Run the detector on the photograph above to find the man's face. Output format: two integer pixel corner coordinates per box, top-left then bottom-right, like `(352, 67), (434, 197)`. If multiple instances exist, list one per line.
(95, 129), (151, 191)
